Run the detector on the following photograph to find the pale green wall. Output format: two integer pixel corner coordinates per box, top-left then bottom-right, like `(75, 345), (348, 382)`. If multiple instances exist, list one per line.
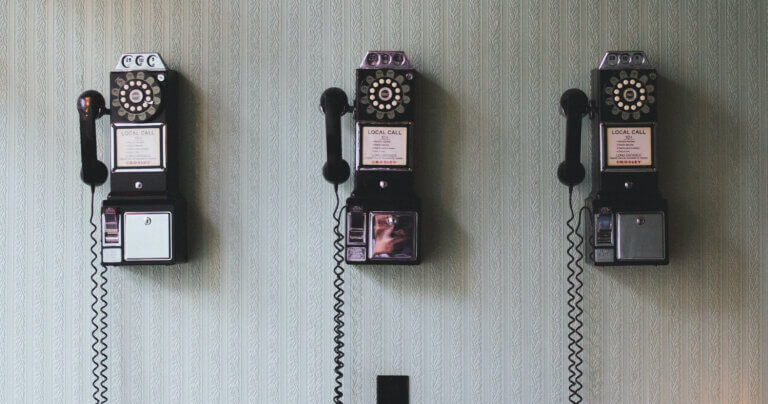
(1, 0), (766, 403)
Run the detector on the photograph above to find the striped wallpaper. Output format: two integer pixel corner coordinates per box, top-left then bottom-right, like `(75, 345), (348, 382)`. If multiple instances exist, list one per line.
(0, 0), (766, 402)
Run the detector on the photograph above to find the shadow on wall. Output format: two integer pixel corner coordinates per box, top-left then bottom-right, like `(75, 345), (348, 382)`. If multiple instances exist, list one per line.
(125, 71), (214, 293)
(598, 74), (755, 317)
(365, 69), (469, 300)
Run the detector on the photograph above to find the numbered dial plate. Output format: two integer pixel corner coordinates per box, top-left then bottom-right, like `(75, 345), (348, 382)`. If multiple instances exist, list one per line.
(359, 70), (411, 120)
(604, 70), (656, 120)
(111, 71), (162, 122)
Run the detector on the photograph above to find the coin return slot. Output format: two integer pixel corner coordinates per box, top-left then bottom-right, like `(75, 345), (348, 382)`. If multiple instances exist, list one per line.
(347, 212), (366, 245)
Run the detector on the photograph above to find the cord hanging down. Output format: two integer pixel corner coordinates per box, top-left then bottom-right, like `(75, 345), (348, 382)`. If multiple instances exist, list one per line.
(565, 186), (590, 403)
(331, 185), (347, 404)
(88, 187), (109, 404)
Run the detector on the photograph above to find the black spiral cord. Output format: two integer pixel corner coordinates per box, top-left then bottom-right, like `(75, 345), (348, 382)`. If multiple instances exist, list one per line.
(331, 184), (347, 404)
(565, 186), (591, 403)
(88, 186), (109, 404)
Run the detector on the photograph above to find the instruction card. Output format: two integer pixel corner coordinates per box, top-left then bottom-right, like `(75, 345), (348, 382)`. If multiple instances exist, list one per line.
(606, 126), (652, 167)
(115, 127), (162, 168)
(362, 126), (408, 166)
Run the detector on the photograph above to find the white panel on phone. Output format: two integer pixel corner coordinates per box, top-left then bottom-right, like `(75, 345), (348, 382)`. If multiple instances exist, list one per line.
(123, 212), (171, 261)
(102, 247), (122, 263)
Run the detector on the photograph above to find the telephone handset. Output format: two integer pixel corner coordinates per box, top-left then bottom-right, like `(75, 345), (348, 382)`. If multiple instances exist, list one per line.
(558, 51), (669, 403)
(320, 51), (420, 404)
(78, 90), (110, 187)
(557, 89), (589, 187)
(321, 87), (351, 185)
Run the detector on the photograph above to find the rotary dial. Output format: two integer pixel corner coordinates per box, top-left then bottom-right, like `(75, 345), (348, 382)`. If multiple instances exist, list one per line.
(604, 70), (656, 120)
(359, 70), (411, 120)
(111, 71), (162, 122)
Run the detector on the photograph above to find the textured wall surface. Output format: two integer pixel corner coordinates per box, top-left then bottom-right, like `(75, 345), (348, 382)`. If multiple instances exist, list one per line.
(1, 0), (767, 403)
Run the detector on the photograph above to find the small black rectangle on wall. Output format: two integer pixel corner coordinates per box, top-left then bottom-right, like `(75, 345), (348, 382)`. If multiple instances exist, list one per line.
(377, 375), (409, 404)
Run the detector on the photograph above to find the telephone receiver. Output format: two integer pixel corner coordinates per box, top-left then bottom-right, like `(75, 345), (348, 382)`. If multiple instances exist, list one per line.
(77, 90), (109, 187)
(320, 87), (352, 185)
(557, 88), (590, 187)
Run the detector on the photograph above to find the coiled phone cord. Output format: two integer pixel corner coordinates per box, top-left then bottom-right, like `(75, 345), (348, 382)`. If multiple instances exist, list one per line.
(565, 186), (590, 403)
(88, 186), (109, 404)
(331, 184), (347, 404)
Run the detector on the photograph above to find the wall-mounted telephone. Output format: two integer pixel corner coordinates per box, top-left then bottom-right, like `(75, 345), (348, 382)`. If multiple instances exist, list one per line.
(559, 51), (668, 266)
(320, 51), (419, 403)
(78, 52), (186, 265)
(558, 51), (669, 403)
(77, 52), (185, 403)
(322, 51), (421, 265)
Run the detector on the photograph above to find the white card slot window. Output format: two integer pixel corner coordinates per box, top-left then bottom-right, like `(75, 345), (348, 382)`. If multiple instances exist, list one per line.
(605, 126), (652, 167)
(123, 212), (171, 261)
(361, 126), (408, 166)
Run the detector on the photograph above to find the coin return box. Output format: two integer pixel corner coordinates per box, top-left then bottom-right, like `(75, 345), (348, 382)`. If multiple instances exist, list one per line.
(616, 212), (665, 261)
(123, 212), (172, 261)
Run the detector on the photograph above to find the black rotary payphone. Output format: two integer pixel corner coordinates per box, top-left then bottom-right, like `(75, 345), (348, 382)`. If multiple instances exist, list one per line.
(557, 51), (669, 403)
(77, 52), (186, 403)
(78, 52), (186, 265)
(322, 51), (421, 265)
(320, 51), (418, 403)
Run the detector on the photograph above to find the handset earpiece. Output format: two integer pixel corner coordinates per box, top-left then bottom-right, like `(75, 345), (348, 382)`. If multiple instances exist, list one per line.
(557, 88), (590, 187)
(320, 87), (351, 185)
(77, 90), (109, 187)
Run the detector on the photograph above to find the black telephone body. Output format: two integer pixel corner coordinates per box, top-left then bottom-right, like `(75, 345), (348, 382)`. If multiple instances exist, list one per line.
(560, 51), (668, 266)
(78, 53), (186, 265)
(321, 51), (421, 265)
